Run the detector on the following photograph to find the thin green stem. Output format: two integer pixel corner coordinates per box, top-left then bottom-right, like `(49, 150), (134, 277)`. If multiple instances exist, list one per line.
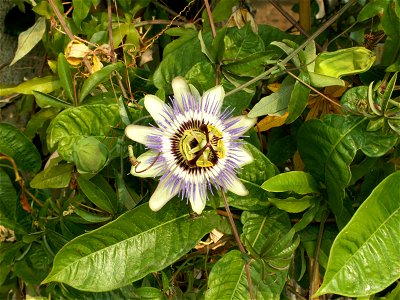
(220, 189), (255, 300)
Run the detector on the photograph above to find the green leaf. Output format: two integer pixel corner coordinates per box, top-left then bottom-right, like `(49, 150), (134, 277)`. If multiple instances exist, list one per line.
(223, 24), (264, 62)
(0, 123), (42, 172)
(24, 107), (59, 140)
(210, 0), (238, 23)
(79, 63), (122, 103)
(205, 250), (280, 300)
(10, 17), (46, 66)
(248, 76), (294, 118)
(76, 176), (115, 214)
(381, 72), (397, 112)
(73, 207), (111, 223)
(357, 0), (389, 22)
(211, 26), (227, 61)
(0, 76), (60, 96)
(117, 96), (133, 126)
(0, 168), (18, 229)
(57, 53), (75, 103)
(154, 29), (209, 93)
(224, 51), (276, 78)
(221, 77), (255, 114)
(33, 91), (73, 109)
(297, 116), (365, 225)
(46, 104), (121, 161)
(258, 24), (302, 46)
(271, 41), (300, 68)
(298, 114), (397, 226)
(340, 86), (368, 114)
(309, 72), (345, 88)
(185, 62), (216, 93)
(42, 202), (217, 292)
(115, 173), (141, 210)
(315, 171), (400, 297)
(72, 0), (91, 29)
(207, 207), (296, 299)
(220, 180), (271, 211)
(269, 196), (316, 213)
(239, 142), (278, 185)
(30, 158), (73, 189)
(286, 71), (310, 124)
(261, 171), (320, 194)
(241, 208), (296, 269)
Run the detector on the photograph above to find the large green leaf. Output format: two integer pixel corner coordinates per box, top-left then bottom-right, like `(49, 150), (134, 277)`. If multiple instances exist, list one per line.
(205, 250), (279, 300)
(218, 179), (271, 211)
(0, 168), (18, 229)
(30, 158), (73, 189)
(241, 208), (298, 274)
(153, 29), (209, 93)
(0, 123), (42, 172)
(298, 115), (396, 226)
(223, 24), (264, 62)
(42, 202), (217, 291)
(239, 142), (278, 185)
(46, 104), (121, 161)
(206, 207), (294, 299)
(315, 171), (400, 297)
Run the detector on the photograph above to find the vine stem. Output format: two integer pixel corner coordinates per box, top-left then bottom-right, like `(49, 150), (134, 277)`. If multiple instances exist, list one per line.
(220, 189), (255, 300)
(268, 0), (322, 51)
(48, 0), (92, 74)
(285, 70), (365, 116)
(310, 211), (328, 298)
(0, 155), (43, 208)
(106, 0), (130, 101)
(225, 0), (357, 97)
(204, 0), (216, 38)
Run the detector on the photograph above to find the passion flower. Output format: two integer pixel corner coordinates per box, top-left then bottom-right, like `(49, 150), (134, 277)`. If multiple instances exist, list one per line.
(125, 77), (256, 214)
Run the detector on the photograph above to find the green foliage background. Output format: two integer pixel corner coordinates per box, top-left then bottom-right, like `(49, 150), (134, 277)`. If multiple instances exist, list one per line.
(0, 0), (399, 299)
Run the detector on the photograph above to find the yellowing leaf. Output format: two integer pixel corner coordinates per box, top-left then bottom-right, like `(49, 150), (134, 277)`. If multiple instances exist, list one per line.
(65, 40), (91, 66)
(256, 112), (288, 132)
(11, 17), (46, 66)
(267, 83), (281, 93)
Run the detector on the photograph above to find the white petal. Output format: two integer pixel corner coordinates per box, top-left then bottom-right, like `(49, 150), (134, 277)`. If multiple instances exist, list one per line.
(188, 84), (200, 99)
(202, 85), (224, 114)
(125, 125), (153, 145)
(172, 76), (190, 105)
(189, 188), (207, 214)
(225, 115), (257, 135)
(237, 148), (254, 167)
(171, 77), (200, 108)
(149, 179), (179, 211)
(130, 150), (163, 178)
(144, 95), (172, 126)
(226, 177), (248, 196)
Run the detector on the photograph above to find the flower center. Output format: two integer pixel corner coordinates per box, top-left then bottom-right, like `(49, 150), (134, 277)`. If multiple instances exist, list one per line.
(178, 124), (225, 168)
